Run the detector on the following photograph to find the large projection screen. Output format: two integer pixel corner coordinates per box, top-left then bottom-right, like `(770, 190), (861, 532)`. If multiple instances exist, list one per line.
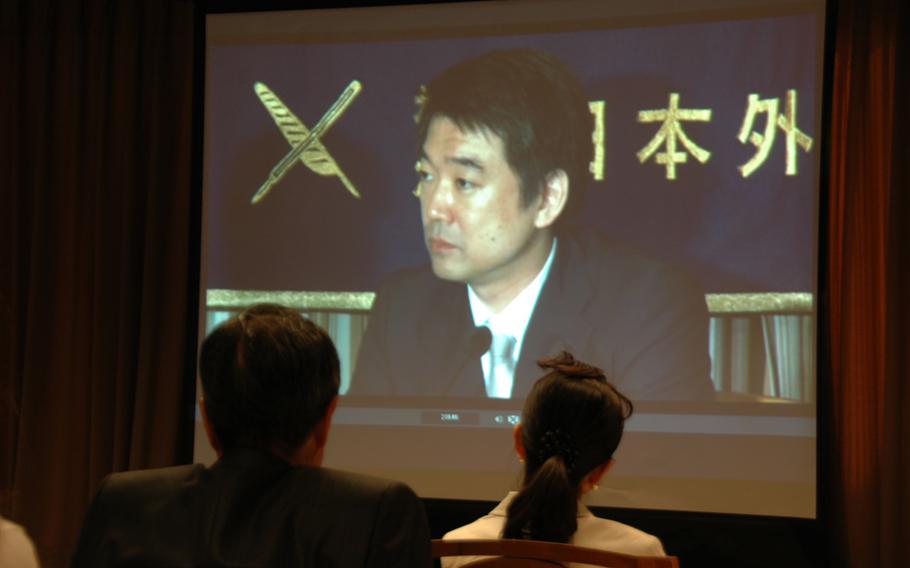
(198, 0), (824, 518)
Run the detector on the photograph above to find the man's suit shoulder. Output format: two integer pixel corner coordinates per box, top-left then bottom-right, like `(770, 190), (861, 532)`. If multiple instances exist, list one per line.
(569, 231), (695, 284)
(101, 464), (203, 497)
(375, 264), (457, 304)
(563, 231), (705, 309)
(377, 233), (697, 295)
(98, 464), (205, 504)
(283, 465), (421, 505)
(275, 466), (431, 567)
(74, 459), (431, 567)
(87, 462), (420, 525)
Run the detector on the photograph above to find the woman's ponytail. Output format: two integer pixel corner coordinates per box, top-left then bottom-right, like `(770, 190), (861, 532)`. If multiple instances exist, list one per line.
(503, 454), (577, 542)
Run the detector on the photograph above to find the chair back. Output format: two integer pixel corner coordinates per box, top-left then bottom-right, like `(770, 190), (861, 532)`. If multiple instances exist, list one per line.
(433, 539), (680, 567)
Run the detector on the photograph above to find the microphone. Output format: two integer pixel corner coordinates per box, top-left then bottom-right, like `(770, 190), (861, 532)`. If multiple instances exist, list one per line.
(442, 326), (492, 396)
(468, 326), (493, 358)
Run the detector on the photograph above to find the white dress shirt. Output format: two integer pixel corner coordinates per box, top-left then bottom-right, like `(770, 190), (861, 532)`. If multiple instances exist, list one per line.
(468, 239), (558, 398)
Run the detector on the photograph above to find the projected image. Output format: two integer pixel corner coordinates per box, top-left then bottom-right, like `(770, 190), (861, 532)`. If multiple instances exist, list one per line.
(202, 4), (823, 518)
(204, 17), (818, 406)
(350, 48), (714, 402)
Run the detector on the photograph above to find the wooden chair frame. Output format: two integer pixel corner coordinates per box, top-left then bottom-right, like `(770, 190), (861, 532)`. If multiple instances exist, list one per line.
(433, 539), (680, 567)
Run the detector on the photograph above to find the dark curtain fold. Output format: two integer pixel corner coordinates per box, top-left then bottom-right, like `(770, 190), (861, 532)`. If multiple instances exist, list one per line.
(1, 0), (909, 567)
(0, 1), (195, 566)
(824, 0), (910, 566)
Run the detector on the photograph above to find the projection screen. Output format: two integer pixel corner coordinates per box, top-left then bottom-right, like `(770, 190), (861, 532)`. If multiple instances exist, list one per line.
(197, 0), (824, 518)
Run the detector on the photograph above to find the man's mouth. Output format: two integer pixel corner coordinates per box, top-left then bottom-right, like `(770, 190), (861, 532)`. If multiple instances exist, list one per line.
(428, 237), (457, 253)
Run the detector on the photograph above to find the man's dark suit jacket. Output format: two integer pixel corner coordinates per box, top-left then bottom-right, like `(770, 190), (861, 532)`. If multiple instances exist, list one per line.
(350, 232), (714, 401)
(71, 449), (431, 567)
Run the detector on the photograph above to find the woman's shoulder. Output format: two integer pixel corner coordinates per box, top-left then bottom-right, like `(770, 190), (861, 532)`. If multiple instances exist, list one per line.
(443, 494), (512, 541)
(442, 513), (504, 541)
(440, 512), (506, 568)
(572, 515), (666, 557)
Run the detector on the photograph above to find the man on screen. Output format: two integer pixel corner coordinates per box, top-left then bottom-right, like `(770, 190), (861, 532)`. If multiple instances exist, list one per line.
(72, 304), (431, 567)
(351, 48), (714, 401)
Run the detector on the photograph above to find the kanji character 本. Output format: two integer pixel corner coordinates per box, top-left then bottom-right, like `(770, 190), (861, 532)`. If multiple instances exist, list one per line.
(637, 93), (712, 180)
(737, 89), (813, 177)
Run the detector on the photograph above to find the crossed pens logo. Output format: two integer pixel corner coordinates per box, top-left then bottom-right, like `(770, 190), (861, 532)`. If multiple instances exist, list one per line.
(252, 80), (362, 204)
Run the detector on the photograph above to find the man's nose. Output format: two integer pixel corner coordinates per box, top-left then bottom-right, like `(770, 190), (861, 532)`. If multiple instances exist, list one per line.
(425, 179), (455, 223)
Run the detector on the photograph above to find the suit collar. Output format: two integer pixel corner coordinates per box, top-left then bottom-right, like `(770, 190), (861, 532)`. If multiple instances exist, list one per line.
(414, 232), (600, 398)
(415, 280), (487, 397)
(511, 233), (596, 397)
(213, 447), (295, 472)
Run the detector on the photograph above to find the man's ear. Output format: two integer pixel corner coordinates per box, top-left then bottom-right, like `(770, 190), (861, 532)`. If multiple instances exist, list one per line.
(513, 423), (526, 460)
(313, 396), (339, 452)
(199, 398), (223, 458)
(534, 169), (569, 229)
(286, 396), (339, 468)
(298, 396), (339, 467)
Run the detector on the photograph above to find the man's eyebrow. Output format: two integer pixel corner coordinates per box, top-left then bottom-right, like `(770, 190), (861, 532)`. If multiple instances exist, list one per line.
(447, 156), (485, 171)
(418, 150), (485, 172)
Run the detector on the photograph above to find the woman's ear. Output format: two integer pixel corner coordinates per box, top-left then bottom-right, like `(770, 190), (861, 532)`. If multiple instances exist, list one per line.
(534, 169), (569, 229)
(513, 423), (526, 460)
(590, 459), (614, 485)
(580, 459), (614, 494)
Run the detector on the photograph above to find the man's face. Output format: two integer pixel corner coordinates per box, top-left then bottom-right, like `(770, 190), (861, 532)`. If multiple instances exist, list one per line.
(417, 116), (548, 291)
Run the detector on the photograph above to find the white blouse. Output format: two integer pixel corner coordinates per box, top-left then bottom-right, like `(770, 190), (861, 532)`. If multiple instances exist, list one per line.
(442, 492), (665, 568)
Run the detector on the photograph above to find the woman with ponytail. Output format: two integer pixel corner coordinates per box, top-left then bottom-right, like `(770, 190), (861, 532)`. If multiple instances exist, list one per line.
(442, 352), (665, 566)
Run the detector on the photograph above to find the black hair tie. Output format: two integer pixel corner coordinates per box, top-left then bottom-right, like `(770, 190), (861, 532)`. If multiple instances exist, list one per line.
(536, 428), (579, 472)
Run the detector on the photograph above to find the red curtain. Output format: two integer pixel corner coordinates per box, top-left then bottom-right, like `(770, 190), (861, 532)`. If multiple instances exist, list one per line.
(824, 0), (910, 566)
(0, 2), (195, 565)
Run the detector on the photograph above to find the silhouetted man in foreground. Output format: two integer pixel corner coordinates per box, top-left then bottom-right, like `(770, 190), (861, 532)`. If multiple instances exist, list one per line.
(73, 304), (431, 567)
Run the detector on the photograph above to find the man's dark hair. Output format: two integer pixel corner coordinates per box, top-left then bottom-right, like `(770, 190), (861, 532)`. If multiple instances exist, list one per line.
(503, 351), (633, 543)
(199, 303), (340, 454)
(415, 48), (593, 223)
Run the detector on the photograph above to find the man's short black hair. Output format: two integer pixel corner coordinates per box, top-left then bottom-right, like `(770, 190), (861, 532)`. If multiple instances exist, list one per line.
(199, 304), (340, 454)
(416, 48), (593, 222)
